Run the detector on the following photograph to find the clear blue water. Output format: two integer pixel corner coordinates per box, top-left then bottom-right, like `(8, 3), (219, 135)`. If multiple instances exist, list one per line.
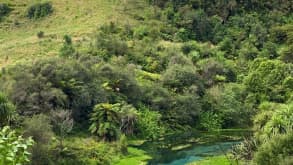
(155, 141), (240, 165)
(135, 131), (251, 165)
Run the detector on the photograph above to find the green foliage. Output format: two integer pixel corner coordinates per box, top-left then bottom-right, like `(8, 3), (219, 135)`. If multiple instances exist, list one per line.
(23, 114), (54, 144)
(254, 131), (293, 165)
(37, 31), (45, 38)
(92, 27), (128, 60)
(51, 110), (73, 148)
(1, 0), (293, 163)
(202, 83), (253, 129)
(174, 28), (189, 41)
(176, 8), (213, 41)
(119, 134), (128, 154)
(233, 101), (293, 164)
(118, 104), (138, 136)
(60, 35), (75, 57)
(0, 3), (11, 19)
(280, 45), (293, 63)
(137, 106), (165, 140)
(133, 25), (149, 40)
(89, 102), (140, 141)
(115, 147), (151, 165)
(198, 58), (236, 87)
(89, 103), (120, 141)
(3, 62), (68, 115)
(245, 59), (291, 102)
(0, 126), (34, 165)
(254, 102), (293, 141)
(27, 2), (53, 19)
(23, 114), (54, 164)
(190, 155), (237, 165)
(162, 64), (198, 92)
(231, 138), (257, 161)
(59, 137), (123, 165)
(0, 56), (103, 119)
(199, 111), (222, 131)
(97, 63), (141, 104)
(0, 92), (16, 127)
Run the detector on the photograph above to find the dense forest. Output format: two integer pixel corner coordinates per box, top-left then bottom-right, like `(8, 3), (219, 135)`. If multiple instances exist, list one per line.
(0, 0), (292, 164)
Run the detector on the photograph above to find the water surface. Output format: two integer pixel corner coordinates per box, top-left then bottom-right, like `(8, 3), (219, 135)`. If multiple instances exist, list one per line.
(135, 130), (251, 165)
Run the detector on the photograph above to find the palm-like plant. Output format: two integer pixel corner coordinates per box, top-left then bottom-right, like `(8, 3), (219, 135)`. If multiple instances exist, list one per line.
(119, 104), (138, 135)
(0, 92), (16, 127)
(264, 103), (293, 136)
(89, 103), (120, 141)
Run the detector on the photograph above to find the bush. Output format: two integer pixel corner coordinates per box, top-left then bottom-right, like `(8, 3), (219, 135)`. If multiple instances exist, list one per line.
(232, 138), (257, 161)
(254, 131), (293, 165)
(137, 106), (165, 140)
(94, 32), (128, 59)
(133, 25), (149, 40)
(51, 110), (73, 148)
(23, 114), (55, 164)
(37, 31), (45, 38)
(162, 55), (200, 93)
(0, 92), (16, 127)
(181, 41), (199, 55)
(27, 2), (53, 19)
(0, 3), (11, 18)
(0, 126), (34, 165)
(280, 45), (293, 63)
(60, 35), (75, 57)
(89, 103), (120, 142)
(199, 111), (222, 131)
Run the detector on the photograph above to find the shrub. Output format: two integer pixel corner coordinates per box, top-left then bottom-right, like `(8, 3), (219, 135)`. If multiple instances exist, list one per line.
(162, 64), (199, 92)
(94, 32), (128, 59)
(37, 31), (45, 38)
(133, 25), (149, 40)
(23, 114), (54, 144)
(137, 106), (165, 140)
(27, 2), (53, 19)
(60, 35), (75, 57)
(232, 138), (257, 161)
(51, 110), (73, 148)
(162, 55), (200, 93)
(0, 3), (11, 18)
(181, 41), (199, 55)
(280, 45), (293, 63)
(0, 92), (16, 127)
(118, 103), (138, 136)
(244, 59), (290, 102)
(199, 111), (223, 131)
(0, 126), (34, 165)
(254, 131), (293, 165)
(89, 103), (120, 142)
(174, 28), (189, 41)
(23, 114), (54, 164)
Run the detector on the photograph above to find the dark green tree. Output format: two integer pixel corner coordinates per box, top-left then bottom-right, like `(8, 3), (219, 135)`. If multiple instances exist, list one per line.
(60, 35), (75, 57)
(89, 103), (120, 141)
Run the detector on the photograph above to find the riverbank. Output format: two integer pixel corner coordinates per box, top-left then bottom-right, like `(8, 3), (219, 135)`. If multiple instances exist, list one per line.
(116, 129), (252, 165)
(188, 155), (237, 165)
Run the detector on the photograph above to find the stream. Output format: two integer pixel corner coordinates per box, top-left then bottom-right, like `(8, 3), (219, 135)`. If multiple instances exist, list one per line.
(134, 130), (251, 165)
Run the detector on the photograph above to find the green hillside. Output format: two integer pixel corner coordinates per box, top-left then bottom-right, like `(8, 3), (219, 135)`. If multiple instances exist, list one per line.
(0, 0), (143, 67)
(0, 0), (292, 165)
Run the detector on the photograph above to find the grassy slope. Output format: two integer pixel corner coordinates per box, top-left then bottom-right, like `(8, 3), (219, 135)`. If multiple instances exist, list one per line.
(0, 0), (143, 68)
(188, 155), (238, 165)
(115, 147), (151, 165)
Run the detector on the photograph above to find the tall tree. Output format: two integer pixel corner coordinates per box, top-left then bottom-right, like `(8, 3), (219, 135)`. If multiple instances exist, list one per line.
(89, 103), (120, 141)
